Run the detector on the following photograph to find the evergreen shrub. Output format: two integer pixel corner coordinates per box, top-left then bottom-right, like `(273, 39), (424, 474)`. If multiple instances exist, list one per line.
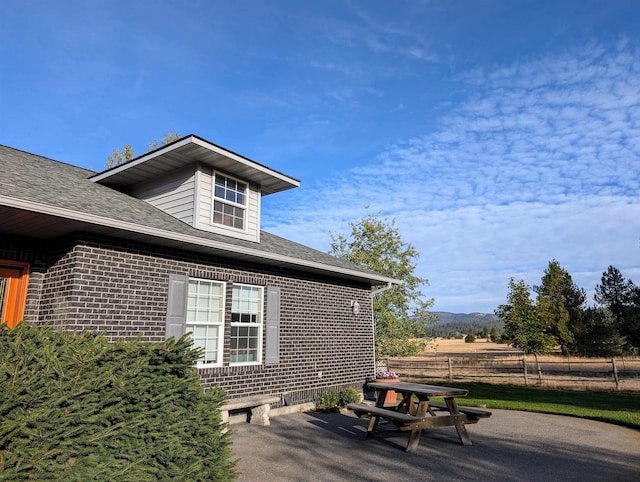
(0, 323), (237, 481)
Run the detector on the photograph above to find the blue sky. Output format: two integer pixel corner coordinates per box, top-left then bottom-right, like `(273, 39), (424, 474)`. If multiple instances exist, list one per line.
(1, 0), (639, 313)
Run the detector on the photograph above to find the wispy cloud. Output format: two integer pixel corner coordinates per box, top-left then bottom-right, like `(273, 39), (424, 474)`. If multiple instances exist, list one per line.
(315, 1), (440, 64)
(264, 39), (640, 312)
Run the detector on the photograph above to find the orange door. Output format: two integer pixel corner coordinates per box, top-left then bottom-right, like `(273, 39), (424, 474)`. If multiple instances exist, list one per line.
(0, 261), (29, 329)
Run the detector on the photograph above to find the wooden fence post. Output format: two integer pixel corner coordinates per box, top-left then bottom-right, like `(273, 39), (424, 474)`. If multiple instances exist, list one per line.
(612, 358), (619, 390)
(535, 354), (543, 385)
(448, 357), (453, 382)
(522, 358), (528, 386)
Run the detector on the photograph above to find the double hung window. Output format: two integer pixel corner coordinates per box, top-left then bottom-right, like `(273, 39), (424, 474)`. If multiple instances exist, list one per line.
(168, 276), (266, 367)
(230, 284), (263, 365)
(213, 173), (247, 230)
(186, 278), (225, 366)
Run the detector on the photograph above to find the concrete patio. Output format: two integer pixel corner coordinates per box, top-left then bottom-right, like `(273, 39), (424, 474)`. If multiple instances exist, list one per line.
(232, 408), (640, 481)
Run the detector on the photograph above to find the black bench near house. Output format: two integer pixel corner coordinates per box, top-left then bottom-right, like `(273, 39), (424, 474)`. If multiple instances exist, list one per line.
(221, 395), (281, 426)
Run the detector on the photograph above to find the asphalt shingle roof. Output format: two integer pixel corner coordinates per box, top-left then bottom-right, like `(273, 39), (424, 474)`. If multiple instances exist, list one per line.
(0, 144), (391, 284)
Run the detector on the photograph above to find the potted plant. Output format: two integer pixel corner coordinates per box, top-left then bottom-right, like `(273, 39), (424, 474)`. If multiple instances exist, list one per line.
(375, 370), (399, 381)
(374, 370), (400, 405)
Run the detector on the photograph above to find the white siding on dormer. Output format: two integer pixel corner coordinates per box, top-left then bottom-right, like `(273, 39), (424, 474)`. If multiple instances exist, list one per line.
(130, 168), (195, 225)
(195, 167), (260, 242)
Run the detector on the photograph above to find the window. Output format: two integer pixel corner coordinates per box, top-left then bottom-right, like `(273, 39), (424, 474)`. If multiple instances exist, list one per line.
(213, 173), (247, 230)
(230, 284), (264, 365)
(186, 278), (225, 366)
(165, 276), (270, 367)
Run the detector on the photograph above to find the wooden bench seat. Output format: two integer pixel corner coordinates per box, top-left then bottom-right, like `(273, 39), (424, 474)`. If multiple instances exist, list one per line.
(428, 402), (492, 423)
(348, 402), (470, 438)
(221, 395), (280, 426)
(348, 403), (424, 424)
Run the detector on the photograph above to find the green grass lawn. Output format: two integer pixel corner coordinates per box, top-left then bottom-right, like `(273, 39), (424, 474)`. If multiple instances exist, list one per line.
(429, 382), (640, 430)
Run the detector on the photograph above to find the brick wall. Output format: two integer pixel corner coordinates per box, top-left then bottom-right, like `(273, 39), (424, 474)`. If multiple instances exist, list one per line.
(2, 233), (376, 404)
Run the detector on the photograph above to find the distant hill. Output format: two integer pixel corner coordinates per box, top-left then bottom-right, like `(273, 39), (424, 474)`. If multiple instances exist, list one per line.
(425, 312), (503, 338)
(431, 312), (500, 325)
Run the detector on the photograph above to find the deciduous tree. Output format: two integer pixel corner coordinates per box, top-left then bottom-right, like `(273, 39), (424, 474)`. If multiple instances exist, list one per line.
(106, 131), (181, 168)
(330, 212), (434, 358)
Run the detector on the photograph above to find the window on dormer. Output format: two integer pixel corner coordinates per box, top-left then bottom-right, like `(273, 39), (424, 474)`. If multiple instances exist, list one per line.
(213, 173), (247, 230)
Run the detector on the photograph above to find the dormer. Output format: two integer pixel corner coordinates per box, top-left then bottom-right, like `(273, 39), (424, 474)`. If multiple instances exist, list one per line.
(90, 135), (300, 243)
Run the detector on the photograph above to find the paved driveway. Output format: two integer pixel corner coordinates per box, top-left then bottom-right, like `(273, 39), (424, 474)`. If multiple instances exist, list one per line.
(232, 409), (640, 481)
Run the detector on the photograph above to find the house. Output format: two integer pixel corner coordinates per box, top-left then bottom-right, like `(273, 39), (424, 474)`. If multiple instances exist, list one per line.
(0, 135), (396, 409)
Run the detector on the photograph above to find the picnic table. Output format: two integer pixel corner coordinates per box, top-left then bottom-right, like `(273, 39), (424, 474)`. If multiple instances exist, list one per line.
(348, 381), (491, 452)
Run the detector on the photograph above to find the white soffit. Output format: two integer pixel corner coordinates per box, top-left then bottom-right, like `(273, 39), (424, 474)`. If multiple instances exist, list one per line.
(89, 135), (300, 195)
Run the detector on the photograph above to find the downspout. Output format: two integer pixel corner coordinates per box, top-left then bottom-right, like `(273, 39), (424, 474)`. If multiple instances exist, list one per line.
(371, 281), (395, 296)
(369, 281), (397, 370)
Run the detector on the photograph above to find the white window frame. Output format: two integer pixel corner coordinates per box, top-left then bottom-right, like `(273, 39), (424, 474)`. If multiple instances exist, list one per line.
(212, 172), (247, 231)
(230, 284), (264, 366)
(186, 278), (226, 367)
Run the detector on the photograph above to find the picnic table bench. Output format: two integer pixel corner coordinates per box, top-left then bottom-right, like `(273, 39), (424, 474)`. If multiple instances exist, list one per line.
(427, 402), (492, 423)
(348, 381), (491, 452)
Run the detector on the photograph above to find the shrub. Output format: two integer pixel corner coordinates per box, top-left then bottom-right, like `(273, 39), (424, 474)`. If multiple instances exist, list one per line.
(316, 387), (361, 411)
(0, 323), (236, 481)
(338, 387), (360, 406)
(465, 332), (476, 343)
(316, 389), (340, 410)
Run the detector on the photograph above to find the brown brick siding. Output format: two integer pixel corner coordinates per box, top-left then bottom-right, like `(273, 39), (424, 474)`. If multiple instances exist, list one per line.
(1, 232), (375, 405)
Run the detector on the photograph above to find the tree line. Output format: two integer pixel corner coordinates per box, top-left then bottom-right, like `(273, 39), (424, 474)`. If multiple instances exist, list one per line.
(425, 321), (504, 340)
(496, 260), (640, 356)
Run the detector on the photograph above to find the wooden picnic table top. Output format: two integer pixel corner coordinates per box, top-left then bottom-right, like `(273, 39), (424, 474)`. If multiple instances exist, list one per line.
(354, 381), (479, 451)
(367, 381), (468, 398)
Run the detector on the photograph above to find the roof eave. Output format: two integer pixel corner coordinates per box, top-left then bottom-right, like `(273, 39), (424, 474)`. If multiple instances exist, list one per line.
(89, 135), (301, 195)
(0, 195), (398, 286)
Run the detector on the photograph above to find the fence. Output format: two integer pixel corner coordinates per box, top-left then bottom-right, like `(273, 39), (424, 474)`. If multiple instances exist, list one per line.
(386, 355), (640, 392)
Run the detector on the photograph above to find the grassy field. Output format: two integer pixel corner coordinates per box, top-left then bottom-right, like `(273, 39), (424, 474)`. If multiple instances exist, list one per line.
(392, 338), (640, 392)
(424, 338), (520, 355)
(394, 339), (640, 429)
(426, 381), (640, 430)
